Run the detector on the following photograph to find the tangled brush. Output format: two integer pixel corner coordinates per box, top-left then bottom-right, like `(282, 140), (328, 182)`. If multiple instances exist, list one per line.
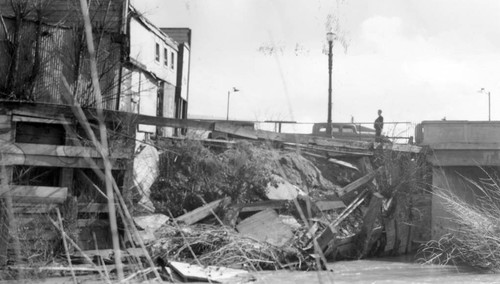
(149, 224), (316, 271)
(419, 173), (500, 272)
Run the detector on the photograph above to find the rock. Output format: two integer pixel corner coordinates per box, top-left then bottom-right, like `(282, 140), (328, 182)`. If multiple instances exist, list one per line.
(266, 174), (305, 200)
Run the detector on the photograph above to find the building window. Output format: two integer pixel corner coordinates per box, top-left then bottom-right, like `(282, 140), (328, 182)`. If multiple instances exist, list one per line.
(155, 43), (160, 62)
(171, 52), (175, 69)
(164, 48), (168, 67)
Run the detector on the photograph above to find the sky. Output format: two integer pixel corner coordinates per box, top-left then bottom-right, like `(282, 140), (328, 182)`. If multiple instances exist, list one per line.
(132, 0), (500, 131)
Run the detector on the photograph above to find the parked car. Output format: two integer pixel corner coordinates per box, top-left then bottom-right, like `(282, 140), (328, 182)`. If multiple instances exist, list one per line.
(312, 122), (389, 142)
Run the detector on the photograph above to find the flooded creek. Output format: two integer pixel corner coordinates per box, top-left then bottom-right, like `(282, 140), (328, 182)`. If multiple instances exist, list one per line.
(254, 257), (499, 284)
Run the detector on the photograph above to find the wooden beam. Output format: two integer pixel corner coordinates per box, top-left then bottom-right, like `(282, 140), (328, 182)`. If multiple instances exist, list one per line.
(383, 143), (422, 153)
(338, 167), (383, 196)
(356, 193), (383, 258)
(283, 143), (372, 157)
(233, 200), (287, 212)
(1, 186), (67, 204)
(13, 203), (57, 214)
(0, 101), (215, 131)
(5, 143), (128, 159)
(0, 153), (126, 169)
(315, 200), (346, 211)
(168, 261), (251, 283)
(327, 158), (359, 171)
(315, 226), (337, 252)
(176, 197), (229, 225)
(12, 114), (72, 125)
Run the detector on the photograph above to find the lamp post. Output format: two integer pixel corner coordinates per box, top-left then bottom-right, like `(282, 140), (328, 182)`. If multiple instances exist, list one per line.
(479, 88), (491, 121)
(326, 32), (335, 136)
(226, 87), (239, 120)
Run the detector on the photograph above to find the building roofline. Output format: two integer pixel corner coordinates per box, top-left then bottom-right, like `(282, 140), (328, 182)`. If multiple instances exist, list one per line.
(128, 5), (178, 51)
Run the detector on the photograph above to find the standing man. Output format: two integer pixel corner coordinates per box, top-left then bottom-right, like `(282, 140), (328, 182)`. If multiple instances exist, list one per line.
(374, 109), (384, 142)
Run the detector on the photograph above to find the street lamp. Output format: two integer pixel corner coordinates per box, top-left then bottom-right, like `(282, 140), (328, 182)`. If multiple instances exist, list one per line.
(479, 88), (491, 121)
(326, 32), (336, 136)
(226, 87), (240, 120)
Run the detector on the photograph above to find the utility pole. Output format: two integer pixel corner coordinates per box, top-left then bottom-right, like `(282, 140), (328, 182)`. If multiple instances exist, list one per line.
(326, 32), (335, 136)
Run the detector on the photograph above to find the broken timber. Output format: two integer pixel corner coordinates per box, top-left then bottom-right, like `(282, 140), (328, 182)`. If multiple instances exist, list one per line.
(1, 186), (67, 204)
(176, 197), (230, 225)
(338, 167), (384, 197)
(315, 200), (346, 211)
(234, 200), (287, 213)
(168, 261), (252, 283)
(356, 192), (384, 258)
(283, 143), (372, 157)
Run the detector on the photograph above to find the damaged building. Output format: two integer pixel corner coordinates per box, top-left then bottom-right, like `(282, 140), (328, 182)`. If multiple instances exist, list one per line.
(0, 0), (192, 260)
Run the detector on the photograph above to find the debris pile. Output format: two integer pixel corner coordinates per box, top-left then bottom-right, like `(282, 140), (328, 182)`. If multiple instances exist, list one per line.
(0, 136), (427, 282)
(142, 138), (428, 273)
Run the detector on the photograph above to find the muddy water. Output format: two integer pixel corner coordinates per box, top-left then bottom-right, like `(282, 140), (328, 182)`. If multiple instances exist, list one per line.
(254, 258), (499, 284)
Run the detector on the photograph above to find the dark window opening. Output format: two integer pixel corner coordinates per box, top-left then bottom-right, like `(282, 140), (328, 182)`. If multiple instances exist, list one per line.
(15, 122), (65, 145)
(171, 52), (175, 69)
(155, 43), (160, 62)
(163, 48), (168, 67)
(12, 166), (61, 187)
(73, 169), (124, 203)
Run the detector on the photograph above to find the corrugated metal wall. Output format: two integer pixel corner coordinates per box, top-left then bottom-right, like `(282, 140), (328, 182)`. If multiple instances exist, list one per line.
(0, 0), (124, 33)
(0, 17), (121, 109)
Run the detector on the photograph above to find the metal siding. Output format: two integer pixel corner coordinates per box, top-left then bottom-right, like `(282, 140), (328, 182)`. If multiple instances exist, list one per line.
(0, 0), (124, 32)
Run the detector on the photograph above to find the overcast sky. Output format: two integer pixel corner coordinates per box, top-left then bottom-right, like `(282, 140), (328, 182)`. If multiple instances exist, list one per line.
(133, 0), (500, 128)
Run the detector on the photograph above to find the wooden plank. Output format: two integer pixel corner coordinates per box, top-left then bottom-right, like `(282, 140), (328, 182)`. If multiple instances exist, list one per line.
(328, 158), (359, 171)
(0, 101), (215, 131)
(315, 200), (346, 211)
(357, 157), (372, 174)
(383, 218), (397, 253)
(15, 143), (129, 159)
(13, 203), (57, 214)
(176, 198), (228, 225)
(357, 193), (383, 258)
(0, 153), (126, 169)
(338, 167), (383, 196)
(1, 186), (67, 204)
(1, 142), (128, 159)
(383, 143), (422, 153)
(12, 114), (72, 124)
(236, 208), (293, 247)
(168, 261), (252, 283)
(283, 143), (372, 157)
(74, 249), (114, 259)
(315, 226), (337, 252)
(78, 203), (110, 213)
(234, 200), (287, 212)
